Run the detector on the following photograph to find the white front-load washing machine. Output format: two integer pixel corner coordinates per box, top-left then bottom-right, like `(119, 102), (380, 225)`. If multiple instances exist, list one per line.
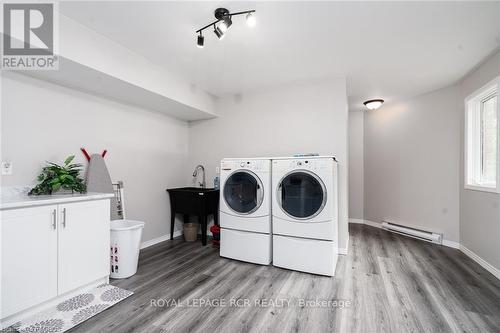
(272, 156), (338, 276)
(219, 158), (272, 265)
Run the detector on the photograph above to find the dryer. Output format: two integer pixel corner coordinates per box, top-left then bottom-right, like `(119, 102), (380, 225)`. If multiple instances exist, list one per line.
(272, 156), (338, 276)
(219, 158), (272, 265)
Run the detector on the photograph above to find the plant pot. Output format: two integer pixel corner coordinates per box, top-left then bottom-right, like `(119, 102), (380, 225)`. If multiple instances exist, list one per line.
(183, 223), (199, 242)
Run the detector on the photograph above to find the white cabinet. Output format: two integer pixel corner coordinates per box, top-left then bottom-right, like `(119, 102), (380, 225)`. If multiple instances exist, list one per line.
(58, 200), (110, 294)
(0, 198), (110, 323)
(1, 205), (58, 318)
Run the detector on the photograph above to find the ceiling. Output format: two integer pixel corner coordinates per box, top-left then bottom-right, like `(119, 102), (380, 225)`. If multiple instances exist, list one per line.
(60, 1), (500, 111)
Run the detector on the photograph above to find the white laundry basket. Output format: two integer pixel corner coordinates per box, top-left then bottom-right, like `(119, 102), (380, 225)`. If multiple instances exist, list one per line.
(110, 219), (145, 279)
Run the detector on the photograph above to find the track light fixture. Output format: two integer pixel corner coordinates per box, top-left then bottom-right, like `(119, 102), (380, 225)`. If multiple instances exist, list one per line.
(196, 8), (256, 48)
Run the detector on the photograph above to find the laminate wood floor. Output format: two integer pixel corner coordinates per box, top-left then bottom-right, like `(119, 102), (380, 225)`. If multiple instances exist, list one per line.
(71, 224), (500, 333)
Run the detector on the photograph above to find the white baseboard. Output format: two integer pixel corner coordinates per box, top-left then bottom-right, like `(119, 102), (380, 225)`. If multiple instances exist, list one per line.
(442, 239), (460, 249)
(140, 230), (181, 249)
(460, 245), (500, 280)
(364, 219), (382, 228)
(140, 228), (213, 250)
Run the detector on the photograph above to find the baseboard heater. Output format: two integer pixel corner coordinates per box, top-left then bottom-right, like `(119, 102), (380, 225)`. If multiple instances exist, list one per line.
(381, 221), (442, 244)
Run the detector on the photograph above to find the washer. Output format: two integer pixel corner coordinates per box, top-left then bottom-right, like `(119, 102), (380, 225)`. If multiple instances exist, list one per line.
(272, 156), (338, 276)
(219, 158), (272, 265)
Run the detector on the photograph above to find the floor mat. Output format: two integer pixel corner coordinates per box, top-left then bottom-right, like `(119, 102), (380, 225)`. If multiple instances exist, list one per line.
(10, 284), (133, 333)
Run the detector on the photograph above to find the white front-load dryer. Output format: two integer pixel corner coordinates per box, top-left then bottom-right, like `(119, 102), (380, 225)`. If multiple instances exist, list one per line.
(272, 156), (339, 276)
(220, 158), (272, 265)
(272, 157), (337, 241)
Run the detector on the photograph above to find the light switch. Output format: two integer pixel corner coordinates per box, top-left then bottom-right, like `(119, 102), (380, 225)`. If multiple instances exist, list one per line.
(1, 161), (13, 175)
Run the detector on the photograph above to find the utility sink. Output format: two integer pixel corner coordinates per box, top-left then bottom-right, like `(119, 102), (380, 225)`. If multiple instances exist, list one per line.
(166, 187), (220, 246)
(169, 187), (218, 193)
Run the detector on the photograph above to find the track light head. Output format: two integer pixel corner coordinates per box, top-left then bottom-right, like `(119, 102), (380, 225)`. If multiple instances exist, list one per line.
(214, 25), (224, 40)
(246, 12), (256, 27)
(197, 34), (204, 48)
(219, 16), (232, 32)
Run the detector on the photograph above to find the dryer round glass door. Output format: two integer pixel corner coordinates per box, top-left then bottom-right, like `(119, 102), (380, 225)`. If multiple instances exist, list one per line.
(223, 170), (264, 214)
(277, 171), (326, 220)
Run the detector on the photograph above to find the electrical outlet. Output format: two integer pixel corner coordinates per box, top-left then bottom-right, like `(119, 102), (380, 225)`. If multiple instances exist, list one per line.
(1, 161), (13, 175)
(215, 166), (220, 173)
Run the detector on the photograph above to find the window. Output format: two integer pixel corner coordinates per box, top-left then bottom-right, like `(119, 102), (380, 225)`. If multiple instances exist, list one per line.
(465, 77), (500, 193)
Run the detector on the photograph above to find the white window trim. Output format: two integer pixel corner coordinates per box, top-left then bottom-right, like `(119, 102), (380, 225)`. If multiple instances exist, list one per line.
(464, 76), (500, 194)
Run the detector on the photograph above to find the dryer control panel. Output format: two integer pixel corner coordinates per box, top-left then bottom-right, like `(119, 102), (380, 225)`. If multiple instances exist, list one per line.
(273, 158), (333, 171)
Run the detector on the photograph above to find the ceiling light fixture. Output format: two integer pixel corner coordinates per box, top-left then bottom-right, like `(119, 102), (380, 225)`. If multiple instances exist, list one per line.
(196, 8), (256, 48)
(363, 99), (385, 110)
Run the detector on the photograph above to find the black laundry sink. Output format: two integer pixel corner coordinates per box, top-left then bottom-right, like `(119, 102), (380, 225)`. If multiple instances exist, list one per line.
(166, 187), (220, 246)
(169, 187), (218, 193)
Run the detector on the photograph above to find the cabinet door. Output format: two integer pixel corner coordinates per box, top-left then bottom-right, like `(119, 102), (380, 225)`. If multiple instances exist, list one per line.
(58, 200), (110, 295)
(1, 205), (58, 318)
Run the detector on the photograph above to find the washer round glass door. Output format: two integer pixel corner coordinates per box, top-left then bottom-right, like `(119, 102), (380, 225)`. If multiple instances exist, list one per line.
(277, 170), (326, 220)
(223, 170), (264, 215)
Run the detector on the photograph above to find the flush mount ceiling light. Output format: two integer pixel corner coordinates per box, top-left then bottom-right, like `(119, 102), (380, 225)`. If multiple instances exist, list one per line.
(196, 8), (256, 48)
(363, 99), (385, 110)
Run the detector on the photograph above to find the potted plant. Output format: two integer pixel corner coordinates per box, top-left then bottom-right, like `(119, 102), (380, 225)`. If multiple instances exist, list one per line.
(29, 155), (86, 195)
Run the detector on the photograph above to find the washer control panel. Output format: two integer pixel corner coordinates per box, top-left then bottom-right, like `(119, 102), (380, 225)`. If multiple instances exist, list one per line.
(221, 159), (269, 172)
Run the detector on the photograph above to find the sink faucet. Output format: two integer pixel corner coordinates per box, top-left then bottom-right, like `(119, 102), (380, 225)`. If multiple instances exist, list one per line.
(192, 165), (206, 188)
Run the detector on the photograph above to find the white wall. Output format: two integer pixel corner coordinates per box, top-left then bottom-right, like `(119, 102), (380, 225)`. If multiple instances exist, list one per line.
(364, 85), (461, 242)
(0, 72), (189, 242)
(348, 111), (364, 220)
(459, 51), (500, 269)
(188, 80), (350, 250)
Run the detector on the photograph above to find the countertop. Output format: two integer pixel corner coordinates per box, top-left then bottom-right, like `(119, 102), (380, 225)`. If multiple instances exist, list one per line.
(0, 187), (114, 210)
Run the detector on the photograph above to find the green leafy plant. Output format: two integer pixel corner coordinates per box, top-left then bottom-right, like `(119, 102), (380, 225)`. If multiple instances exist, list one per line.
(29, 155), (86, 195)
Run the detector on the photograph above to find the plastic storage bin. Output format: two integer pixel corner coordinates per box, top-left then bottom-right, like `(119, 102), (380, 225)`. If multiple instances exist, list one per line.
(110, 219), (145, 279)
